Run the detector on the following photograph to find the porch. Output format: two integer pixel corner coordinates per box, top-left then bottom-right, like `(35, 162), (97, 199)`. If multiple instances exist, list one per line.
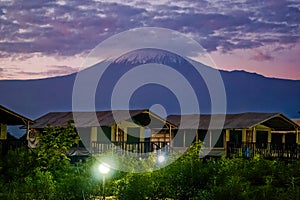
(227, 142), (300, 159)
(91, 141), (170, 155)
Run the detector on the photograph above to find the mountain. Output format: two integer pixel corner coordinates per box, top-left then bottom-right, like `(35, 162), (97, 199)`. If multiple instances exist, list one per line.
(0, 48), (300, 120)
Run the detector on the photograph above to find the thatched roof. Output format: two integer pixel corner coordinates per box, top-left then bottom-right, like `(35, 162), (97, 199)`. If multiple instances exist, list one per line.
(31, 109), (174, 129)
(0, 105), (33, 125)
(31, 110), (299, 131)
(167, 112), (299, 131)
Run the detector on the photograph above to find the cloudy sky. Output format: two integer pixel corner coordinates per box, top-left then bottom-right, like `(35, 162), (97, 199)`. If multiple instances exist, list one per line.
(0, 0), (299, 80)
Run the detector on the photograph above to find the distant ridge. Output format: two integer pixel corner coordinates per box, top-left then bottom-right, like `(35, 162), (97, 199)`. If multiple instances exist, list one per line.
(0, 48), (299, 119)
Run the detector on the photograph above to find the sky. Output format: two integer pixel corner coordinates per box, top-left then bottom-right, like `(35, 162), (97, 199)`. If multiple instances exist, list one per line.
(0, 0), (299, 80)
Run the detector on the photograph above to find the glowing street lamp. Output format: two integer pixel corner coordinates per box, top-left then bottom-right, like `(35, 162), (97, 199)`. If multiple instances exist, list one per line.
(157, 154), (165, 163)
(99, 163), (110, 174)
(98, 163), (111, 200)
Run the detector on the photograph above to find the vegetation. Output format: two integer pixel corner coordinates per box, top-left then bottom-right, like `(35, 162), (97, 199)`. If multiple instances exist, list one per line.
(1, 127), (300, 200)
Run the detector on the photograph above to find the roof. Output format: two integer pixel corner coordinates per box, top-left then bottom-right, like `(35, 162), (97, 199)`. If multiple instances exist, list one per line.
(31, 109), (174, 129)
(167, 112), (299, 131)
(0, 105), (33, 125)
(292, 118), (300, 126)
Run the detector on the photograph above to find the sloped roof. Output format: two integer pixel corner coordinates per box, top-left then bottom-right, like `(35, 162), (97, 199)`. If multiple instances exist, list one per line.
(31, 109), (173, 129)
(0, 105), (33, 125)
(167, 112), (299, 131)
(292, 118), (300, 126)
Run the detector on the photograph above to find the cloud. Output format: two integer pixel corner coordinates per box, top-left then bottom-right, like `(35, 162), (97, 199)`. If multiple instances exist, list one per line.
(0, 0), (299, 58)
(0, 67), (6, 79)
(17, 65), (79, 77)
(250, 50), (274, 61)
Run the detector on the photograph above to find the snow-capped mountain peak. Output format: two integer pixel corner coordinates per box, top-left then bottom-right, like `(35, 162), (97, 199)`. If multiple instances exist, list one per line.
(113, 48), (188, 66)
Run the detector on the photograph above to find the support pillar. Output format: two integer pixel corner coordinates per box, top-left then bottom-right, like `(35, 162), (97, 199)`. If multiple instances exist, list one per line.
(242, 129), (247, 143)
(282, 134), (285, 144)
(267, 130), (272, 143)
(296, 128), (299, 145)
(183, 130), (186, 147)
(296, 128), (299, 159)
(209, 130), (212, 148)
(0, 124), (7, 140)
(225, 129), (230, 156)
(252, 127), (256, 143)
(169, 126), (172, 148)
(26, 121), (30, 141)
(267, 129), (272, 156)
(282, 134), (286, 156)
(225, 129), (230, 142)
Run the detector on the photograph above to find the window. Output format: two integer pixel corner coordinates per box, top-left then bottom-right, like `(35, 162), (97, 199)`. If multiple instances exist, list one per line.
(173, 130), (184, 147)
(213, 130), (224, 148)
(127, 127), (140, 143)
(97, 126), (111, 143)
(256, 131), (268, 148)
(185, 130), (196, 147)
(271, 133), (282, 145)
(286, 133), (296, 144)
(198, 130), (224, 148)
(198, 130), (207, 142)
(230, 130), (242, 147)
(144, 128), (151, 142)
(77, 127), (91, 148)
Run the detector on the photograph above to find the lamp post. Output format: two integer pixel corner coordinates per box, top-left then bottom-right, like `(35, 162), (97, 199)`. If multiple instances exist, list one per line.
(157, 154), (165, 163)
(98, 163), (110, 200)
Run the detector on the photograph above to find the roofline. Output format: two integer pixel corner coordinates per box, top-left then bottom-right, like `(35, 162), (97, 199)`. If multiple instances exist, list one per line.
(0, 105), (34, 124)
(248, 113), (279, 129)
(249, 113), (300, 129)
(168, 112), (300, 130)
(33, 109), (177, 128)
(143, 110), (176, 128)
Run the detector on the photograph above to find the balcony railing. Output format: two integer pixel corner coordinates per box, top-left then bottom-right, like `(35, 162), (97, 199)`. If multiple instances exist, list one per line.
(91, 141), (170, 156)
(227, 142), (300, 159)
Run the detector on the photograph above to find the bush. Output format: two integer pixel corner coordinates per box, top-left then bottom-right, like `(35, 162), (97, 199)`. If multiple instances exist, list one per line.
(2, 133), (300, 199)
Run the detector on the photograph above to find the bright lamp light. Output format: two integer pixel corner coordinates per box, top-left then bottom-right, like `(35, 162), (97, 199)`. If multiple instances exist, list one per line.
(98, 163), (110, 174)
(157, 155), (165, 163)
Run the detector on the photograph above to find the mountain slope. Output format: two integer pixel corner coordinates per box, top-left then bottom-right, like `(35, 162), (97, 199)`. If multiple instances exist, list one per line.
(0, 48), (299, 119)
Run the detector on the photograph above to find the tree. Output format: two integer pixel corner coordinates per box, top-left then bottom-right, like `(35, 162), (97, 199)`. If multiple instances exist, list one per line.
(36, 122), (79, 172)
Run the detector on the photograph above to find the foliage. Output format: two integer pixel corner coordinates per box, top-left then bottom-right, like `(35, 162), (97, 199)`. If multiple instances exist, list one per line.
(2, 134), (300, 199)
(36, 122), (79, 172)
(0, 146), (36, 182)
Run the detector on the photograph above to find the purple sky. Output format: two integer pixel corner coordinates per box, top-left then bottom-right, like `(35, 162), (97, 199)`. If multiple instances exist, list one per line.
(0, 0), (299, 80)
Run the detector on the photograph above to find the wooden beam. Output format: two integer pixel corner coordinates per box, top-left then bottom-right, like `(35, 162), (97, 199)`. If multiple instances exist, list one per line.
(26, 121), (30, 142)
(144, 110), (175, 128)
(183, 130), (186, 147)
(296, 128), (299, 144)
(209, 130), (212, 148)
(0, 106), (33, 125)
(267, 129), (272, 143)
(0, 124), (7, 140)
(169, 125), (172, 148)
(242, 129), (247, 143)
(252, 127), (256, 143)
(91, 127), (97, 143)
(225, 129), (230, 142)
(116, 124), (119, 142)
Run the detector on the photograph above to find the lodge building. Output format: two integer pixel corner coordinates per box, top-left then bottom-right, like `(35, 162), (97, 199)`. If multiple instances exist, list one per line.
(30, 110), (300, 159)
(1, 103), (299, 159)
